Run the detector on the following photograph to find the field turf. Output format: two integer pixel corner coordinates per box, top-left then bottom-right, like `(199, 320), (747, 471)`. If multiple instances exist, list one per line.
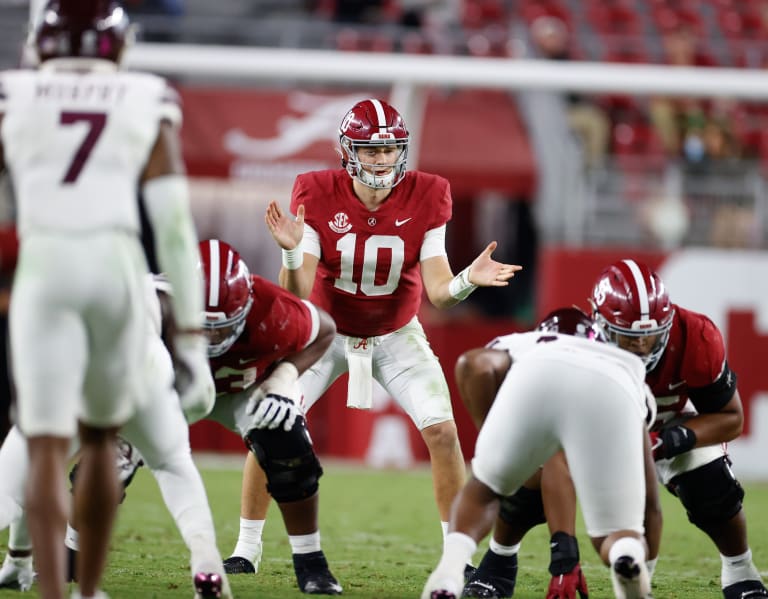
(2, 457), (767, 598)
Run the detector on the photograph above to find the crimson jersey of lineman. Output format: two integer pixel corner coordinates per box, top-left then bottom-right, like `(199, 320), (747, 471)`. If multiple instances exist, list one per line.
(291, 169), (452, 337)
(647, 304), (737, 429)
(209, 275), (313, 395)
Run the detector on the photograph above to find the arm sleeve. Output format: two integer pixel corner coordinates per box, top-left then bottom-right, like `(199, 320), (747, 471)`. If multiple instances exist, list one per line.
(688, 359), (737, 413)
(420, 224), (448, 261)
(141, 175), (203, 331)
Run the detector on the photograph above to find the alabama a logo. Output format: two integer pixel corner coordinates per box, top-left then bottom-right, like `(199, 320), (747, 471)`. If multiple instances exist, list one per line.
(329, 212), (352, 234)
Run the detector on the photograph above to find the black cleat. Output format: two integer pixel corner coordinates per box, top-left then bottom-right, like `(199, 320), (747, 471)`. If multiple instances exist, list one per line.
(462, 551), (517, 598)
(723, 580), (768, 599)
(431, 591), (458, 599)
(223, 556), (255, 575)
(613, 555), (640, 580)
(293, 551), (343, 595)
(194, 572), (224, 599)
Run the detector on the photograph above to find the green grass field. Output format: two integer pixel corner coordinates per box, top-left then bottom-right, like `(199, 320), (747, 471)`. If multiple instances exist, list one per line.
(2, 458), (767, 598)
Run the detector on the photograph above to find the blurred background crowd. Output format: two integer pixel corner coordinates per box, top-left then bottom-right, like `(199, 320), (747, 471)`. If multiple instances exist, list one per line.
(1, 0), (767, 323)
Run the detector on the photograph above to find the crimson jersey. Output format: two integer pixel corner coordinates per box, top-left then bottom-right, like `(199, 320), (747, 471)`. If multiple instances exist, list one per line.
(647, 305), (737, 428)
(209, 275), (313, 395)
(291, 169), (452, 337)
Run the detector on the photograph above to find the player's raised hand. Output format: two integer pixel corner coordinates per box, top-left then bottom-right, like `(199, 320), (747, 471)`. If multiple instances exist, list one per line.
(265, 201), (305, 250)
(467, 241), (523, 287)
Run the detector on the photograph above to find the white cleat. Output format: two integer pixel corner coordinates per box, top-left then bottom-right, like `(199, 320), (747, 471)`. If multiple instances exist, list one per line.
(0, 553), (35, 591)
(611, 555), (652, 599)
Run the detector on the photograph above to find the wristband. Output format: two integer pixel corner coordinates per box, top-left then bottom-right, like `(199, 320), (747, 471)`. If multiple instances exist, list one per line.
(281, 246), (304, 270)
(448, 266), (478, 300)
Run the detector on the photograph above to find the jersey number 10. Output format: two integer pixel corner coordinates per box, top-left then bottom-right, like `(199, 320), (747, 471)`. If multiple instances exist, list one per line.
(334, 233), (405, 296)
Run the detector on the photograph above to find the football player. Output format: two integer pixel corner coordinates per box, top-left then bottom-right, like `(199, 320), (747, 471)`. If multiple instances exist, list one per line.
(467, 259), (768, 599)
(198, 239), (343, 595)
(255, 98), (522, 571)
(0, 1), (207, 597)
(422, 308), (659, 599)
(0, 275), (230, 599)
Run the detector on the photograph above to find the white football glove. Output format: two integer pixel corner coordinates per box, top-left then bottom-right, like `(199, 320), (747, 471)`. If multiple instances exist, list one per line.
(174, 332), (216, 424)
(246, 362), (300, 432)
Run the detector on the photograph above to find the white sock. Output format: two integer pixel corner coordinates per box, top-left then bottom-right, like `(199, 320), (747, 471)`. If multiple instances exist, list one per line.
(289, 531), (321, 555)
(646, 557), (658, 579)
(438, 533), (478, 574)
(489, 539), (520, 557)
(65, 523), (80, 552)
(721, 549), (762, 587)
(608, 536), (646, 566)
(232, 518), (265, 561)
(8, 513), (32, 552)
(441, 521), (449, 542)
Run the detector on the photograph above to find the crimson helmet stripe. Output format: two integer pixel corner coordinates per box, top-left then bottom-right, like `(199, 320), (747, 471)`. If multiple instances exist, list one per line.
(207, 240), (220, 307)
(622, 259), (650, 318)
(369, 98), (387, 130)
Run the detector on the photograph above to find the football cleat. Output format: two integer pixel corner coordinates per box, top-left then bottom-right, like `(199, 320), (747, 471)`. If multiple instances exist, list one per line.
(293, 551), (343, 595)
(0, 553), (35, 591)
(722, 580), (768, 599)
(431, 591), (458, 599)
(194, 571), (232, 599)
(610, 555), (651, 599)
(222, 556), (255, 575)
(463, 551), (517, 598)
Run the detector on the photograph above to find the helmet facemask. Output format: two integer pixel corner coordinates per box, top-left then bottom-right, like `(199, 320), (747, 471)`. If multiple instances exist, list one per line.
(203, 295), (253, 358)
(594, 310), (674, 372)
(341, 137), (408, 189)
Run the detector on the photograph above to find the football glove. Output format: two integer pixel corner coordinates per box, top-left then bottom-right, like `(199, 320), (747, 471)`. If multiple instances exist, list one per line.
(546, 564), (589, 599)
(245, 361), (301, 432)
(248, 392), (299, 432)
(650, 424), (697, 460)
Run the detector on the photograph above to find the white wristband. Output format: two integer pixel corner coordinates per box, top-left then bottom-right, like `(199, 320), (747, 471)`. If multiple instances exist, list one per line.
(448, 266), (478, 301)
(281, 246), (304, 270)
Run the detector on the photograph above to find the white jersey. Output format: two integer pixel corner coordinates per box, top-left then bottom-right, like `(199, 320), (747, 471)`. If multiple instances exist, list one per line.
(487, 331), (653, 424)
(0, 59), (180, 235)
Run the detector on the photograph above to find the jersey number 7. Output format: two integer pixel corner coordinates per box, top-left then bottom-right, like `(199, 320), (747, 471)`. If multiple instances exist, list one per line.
(59, 111), (107, 184)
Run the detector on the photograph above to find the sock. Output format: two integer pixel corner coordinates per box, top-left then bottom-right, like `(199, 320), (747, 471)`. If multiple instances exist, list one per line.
(231, 518), (265, 561)
(441, 521), (449, 541)
(430, 532), (477, 594)
(65, 523), (80, 551)
(8, 514), (32, 553)
(721, 549), (762, 588)
(489, 539), (520, 557)
(646, 557), (658, 580)
(608, 536), (646, 567)
(289, 532), (321, 555)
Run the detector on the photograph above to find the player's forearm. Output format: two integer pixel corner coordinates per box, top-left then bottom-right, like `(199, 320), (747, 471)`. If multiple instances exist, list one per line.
(278, 265), (314, 299)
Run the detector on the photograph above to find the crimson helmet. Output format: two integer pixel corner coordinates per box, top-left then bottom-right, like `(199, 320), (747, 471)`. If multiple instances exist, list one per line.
(590, 259), (674, 372)
(339, 98), (409, 189)
(199, 239), (254, 358)
(33, 0), (132, 64)
(537, 307), (607, 342)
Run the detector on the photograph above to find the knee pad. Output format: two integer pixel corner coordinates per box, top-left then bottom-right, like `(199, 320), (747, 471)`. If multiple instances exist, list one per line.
(245, 416), (323, 503)
(499, 486), (546, 530)
(668, 456), (744, 527)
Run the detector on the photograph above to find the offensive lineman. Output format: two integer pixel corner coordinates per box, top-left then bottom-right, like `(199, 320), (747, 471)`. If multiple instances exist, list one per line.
(466, 259), (768, 599)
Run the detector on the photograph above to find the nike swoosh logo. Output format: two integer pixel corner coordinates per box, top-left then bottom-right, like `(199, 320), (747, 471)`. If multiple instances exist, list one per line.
(239, 358), (253, 365)
(668, 380), (687, 391)
(394, 218), (412, 227)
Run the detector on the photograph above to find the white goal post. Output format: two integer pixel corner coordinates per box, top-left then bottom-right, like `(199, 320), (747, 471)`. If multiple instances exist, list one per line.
(125, 42), (768, 100)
